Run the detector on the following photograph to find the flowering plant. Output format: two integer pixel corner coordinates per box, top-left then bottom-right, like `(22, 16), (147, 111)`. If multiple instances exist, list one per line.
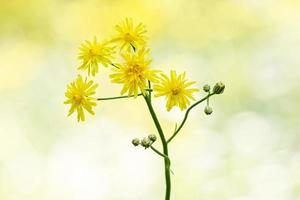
(64, 18), (225, 200)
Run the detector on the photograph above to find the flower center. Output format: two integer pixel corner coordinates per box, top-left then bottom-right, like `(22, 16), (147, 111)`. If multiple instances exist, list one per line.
(73, 94), (84, 105)
(124, 33), (134, 42)
(89, 46), (101, 57)
(171, 88), (181, 95)
(128, 64), (143, 75)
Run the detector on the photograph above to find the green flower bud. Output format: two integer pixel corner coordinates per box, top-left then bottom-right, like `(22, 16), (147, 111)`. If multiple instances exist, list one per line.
(132, 138), (140, 146)
(203, 84), (210, 92)
(204, 106), (213, 115)
(141, 137), (151, 148)
(148, 134), (157, 142)
(213, 82), (225, 94)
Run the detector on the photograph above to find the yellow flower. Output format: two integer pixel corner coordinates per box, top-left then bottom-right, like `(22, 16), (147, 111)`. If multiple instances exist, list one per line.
(64, 75), (98, 122)
(154, 70), (199, 111)
(110, 48), (159, 97)
(78, 37), (115, 76)
(112, 18), (147, 51)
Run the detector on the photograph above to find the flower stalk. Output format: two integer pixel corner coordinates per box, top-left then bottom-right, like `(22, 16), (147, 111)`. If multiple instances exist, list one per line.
(97, 94), (143, 101)
(167, 92), (216, 143)
(143, 94), (171, 200)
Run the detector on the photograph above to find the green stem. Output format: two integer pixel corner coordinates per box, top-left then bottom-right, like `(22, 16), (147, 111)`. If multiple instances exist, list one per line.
(130, 43), (136, 51)
(207, 91), (210, 106)
(150, 146), (171, 165)
(144, 95), (171, 200)
(110, 63), (119, 69)
(167, 92), (215, 143)
(148, 80), (152, 101)
(97, 94), (143, 101)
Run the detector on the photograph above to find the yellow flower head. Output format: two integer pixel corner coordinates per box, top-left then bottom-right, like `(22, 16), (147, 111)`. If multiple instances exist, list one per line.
(154, 70), (199, 111)
(78, 37), (115, 76)
(64, 75), (98, 122)
(112, 18), (147, 51)
(110, 48), (159, 97)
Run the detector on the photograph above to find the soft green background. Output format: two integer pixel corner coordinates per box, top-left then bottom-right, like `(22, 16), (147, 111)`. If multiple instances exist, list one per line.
(1, 0), (300, 199)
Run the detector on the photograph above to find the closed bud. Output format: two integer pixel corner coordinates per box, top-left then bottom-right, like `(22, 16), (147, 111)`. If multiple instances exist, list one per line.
(132, 138), (140, 146)
(204, 106), (213, 115)
(141, 137), (151, 148)
(203, 84), (210, 92)
(213, 82), (225, 94)
(148, 134), (157, 142)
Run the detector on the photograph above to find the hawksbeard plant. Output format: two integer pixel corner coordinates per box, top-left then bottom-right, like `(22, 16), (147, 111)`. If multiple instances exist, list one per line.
(64, 18), (225, 200)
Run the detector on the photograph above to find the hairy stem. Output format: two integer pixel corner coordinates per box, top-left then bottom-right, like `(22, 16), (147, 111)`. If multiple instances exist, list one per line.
(167, 92), (215, 143)
(144, 95), (171, 200)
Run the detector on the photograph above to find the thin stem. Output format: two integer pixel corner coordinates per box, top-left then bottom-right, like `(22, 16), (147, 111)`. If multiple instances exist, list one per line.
(148, 80), (152, 101)
(207, 91), (210, 106)
(144, 96), (166, 143)
(150, 146), (170, 163)
(97, 94), (143, 101)
(167, 92), (215, 143)
(150, 146), (172, 173)
(144, 95), (171, 200)
(110, 63), (119, 69)
(130, 43), (136, 52)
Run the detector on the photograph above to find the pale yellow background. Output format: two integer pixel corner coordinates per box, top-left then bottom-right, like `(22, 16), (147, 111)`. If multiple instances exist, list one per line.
(0, 0), (300, 199)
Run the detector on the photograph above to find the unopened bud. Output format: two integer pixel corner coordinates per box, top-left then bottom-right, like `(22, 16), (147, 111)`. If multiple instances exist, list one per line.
(148, 134), (157, 142)
(213, 82), (225, 94)
(204, 106), (213, 115)
(132, 138), (140, 146)
(141, 137), (151, 148)
(203, 84), (210, 92)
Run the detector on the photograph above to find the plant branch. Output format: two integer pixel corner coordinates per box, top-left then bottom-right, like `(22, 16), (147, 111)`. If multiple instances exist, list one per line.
(167, 92), (215, 143)
(150, 146), (173, 175)
(97, 88), (153, 101)
(97, 94), (143, 101)
(150, 146), (170, 163)
(144, 95), (171, 200)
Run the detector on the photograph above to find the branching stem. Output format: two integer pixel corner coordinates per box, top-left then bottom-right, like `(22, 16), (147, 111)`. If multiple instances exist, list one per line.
(144, 95), (171, 200)
(167, 92), (216, 143)
(150, 146), (171, 164)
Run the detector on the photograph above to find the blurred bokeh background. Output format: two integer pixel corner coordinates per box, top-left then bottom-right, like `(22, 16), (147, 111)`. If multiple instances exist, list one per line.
(1, 0), (300, 199)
